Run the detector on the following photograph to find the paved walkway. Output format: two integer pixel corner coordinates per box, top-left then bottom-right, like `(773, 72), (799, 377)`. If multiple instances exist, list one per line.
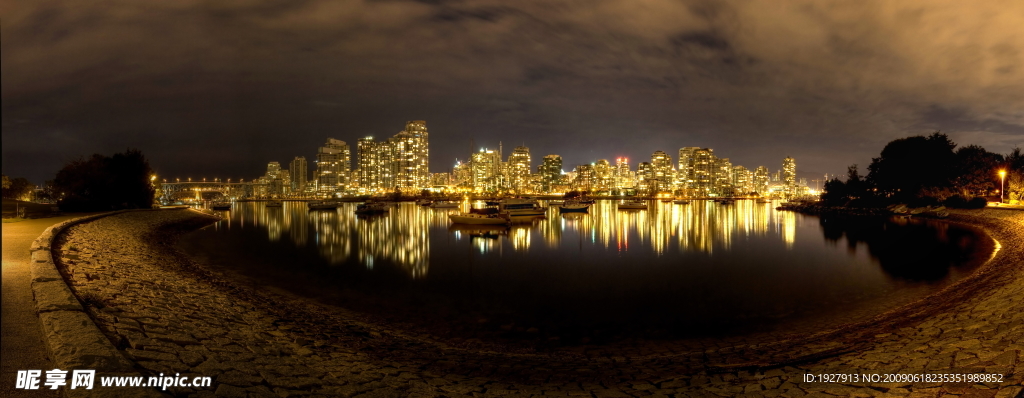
(1, 215), (98, 397)
(26, 209), (1024, 397)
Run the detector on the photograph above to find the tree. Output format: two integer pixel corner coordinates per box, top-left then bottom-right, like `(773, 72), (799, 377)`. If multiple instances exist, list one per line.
(867, 132), (957, 201)
(2, 177), (35, 200)
(52, 149), (156, 211)
(1005, 147), (1024, 202)
(1, 175), (10, 189)
(952, 145), (1003, 197)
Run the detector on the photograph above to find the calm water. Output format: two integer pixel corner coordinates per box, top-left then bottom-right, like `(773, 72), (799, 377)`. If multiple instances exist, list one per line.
(179, 200), (989, 345)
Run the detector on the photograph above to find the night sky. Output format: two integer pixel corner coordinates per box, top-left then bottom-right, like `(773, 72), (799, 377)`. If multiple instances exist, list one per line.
(3, 0), (1023, 184)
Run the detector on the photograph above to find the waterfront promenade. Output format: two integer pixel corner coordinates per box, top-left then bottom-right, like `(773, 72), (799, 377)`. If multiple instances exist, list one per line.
(30, 209), (1024, 397)
(2, 214), (99, 398)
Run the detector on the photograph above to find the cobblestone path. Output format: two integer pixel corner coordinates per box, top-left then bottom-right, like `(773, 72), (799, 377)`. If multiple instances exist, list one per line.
(54, 209), (1022, 397)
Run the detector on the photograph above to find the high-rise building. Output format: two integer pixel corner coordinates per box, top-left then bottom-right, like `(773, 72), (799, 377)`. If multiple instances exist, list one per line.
(732, 165), (751, 195)
(691, 148), (715, 196)
(594, 159), (612, 190)
(290, 156), (307, 193)
(507, 146), (531, 193)
(389, 120), (430, 191)
(316, 138), (351, 194)
(356, 137), (381, 193)
(651, 151), (673, 192)
(677, 147), (699, 190)
(782, 156), (797, 198)
(753, 166), (769, 195)
(614, 157), (633, 189)
(573, 164), (595, 191)
(714, 157), (733, 196)
(538, 155), (562, 193)
(471, 148), (502, 192)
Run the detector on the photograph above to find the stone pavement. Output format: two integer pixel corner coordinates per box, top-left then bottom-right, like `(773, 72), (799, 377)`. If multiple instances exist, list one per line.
(50, 209), (1023, 397)
(2, 214), (101, 398)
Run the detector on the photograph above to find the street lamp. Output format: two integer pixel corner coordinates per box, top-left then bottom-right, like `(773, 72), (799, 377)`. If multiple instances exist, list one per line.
(999, 169), (1006, 203)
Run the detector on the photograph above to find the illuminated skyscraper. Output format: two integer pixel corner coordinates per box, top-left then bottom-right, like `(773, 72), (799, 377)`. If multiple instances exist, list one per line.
(651, 151), (673, 192)
(691, 148), (715, 196)
(714, 157), (733, 195)
(573, 164), (595, 191)
(753, 166), (770, 196)
(677, 147), (699, 189)
(732, 165), (751, 195)
(538, 154), (562, 193)
(471, 148), (502, 192)
(356, 137), (382, 193)
(507, 146), (532, 193)
(782, 156), (797, 198)
(316, 138), (351, 194)
(289, 156), (307, 193)
(614, 157), (633, 189)
(594, 159), (612, 190)
(389, 120), (430, 191)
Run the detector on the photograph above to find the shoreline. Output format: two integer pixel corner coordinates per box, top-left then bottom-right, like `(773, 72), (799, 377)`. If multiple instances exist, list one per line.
(45, 208), (1024, 396)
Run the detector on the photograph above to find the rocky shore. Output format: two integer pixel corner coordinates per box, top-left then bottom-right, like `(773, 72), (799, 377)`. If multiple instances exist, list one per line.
(49, 208), (1023, 397)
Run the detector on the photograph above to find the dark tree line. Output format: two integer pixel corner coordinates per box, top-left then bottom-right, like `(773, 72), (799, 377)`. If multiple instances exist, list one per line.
(53, 149), (156, 211)
(822, 132), (1018, 208)
(1, 175), (36, 200)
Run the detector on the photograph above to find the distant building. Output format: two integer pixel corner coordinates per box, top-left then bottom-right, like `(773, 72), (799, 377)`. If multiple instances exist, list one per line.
(594, 159), (612, 190)
(732, 165), (751, 195)
(538, 154), (562, 193)
(316, 138), (351, 194)
(471, 148), (502, 193)
(651, 151), (673, 192)
(290, 156), (307, 193)
(690, 148), (715, 196)
(390, 120), (430, 191)
(754, 166), (769, 195)
(507, 146), (532, 193)
(573, 164), (595, 191)
(782, 156), (797, 198)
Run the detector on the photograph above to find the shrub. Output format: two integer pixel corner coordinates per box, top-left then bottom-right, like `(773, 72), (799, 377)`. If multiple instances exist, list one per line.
(965, 197), (988, 209)
(944, 195), (968, 208)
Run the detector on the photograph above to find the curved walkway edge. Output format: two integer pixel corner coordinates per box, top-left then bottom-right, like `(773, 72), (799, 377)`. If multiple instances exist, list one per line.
(39, 208), (1024, 397)
(29, 210), (167, 398)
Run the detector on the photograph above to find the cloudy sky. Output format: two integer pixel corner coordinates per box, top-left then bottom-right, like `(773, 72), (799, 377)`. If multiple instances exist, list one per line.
(3, 0), (1023, 183)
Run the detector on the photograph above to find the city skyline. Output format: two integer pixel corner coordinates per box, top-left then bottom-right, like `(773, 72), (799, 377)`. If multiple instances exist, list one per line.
(4, 1), (1022, 185)
(157, 119), (808, 201)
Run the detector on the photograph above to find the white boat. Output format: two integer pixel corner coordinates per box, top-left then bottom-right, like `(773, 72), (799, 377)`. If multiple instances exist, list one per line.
(266, 200), (283, 207)
(617, 200), (647, 210)
(355, 202), (390, 214)
(499, 199), (546, 217)
(672, 199), (690, 205)
(308, 201), (339, 210)
(448, 213), (509, 225)
(430, 201), (461, 208)
(558, 200), (590, 213)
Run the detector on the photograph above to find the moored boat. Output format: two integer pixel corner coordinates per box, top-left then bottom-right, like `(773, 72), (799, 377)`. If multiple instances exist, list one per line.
(558, 200), (590, 213)
(210, 202), (231, 210)
(672, 199), (690, 205)
(355, 202), (390, 214)
(617, 200), (647, 210)
(266, 200), (283, 207)
(430, 201), (461, 208)
(308, 200), (339, 210)
(448, 213), (509, 225)
(499, 199), (546, 217)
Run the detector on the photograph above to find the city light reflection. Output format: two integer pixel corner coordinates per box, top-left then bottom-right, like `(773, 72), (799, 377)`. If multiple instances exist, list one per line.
(209, 199), (796, 278)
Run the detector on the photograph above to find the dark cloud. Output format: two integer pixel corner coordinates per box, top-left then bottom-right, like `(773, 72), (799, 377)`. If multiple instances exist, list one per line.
(3, 0), (1023, 184)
